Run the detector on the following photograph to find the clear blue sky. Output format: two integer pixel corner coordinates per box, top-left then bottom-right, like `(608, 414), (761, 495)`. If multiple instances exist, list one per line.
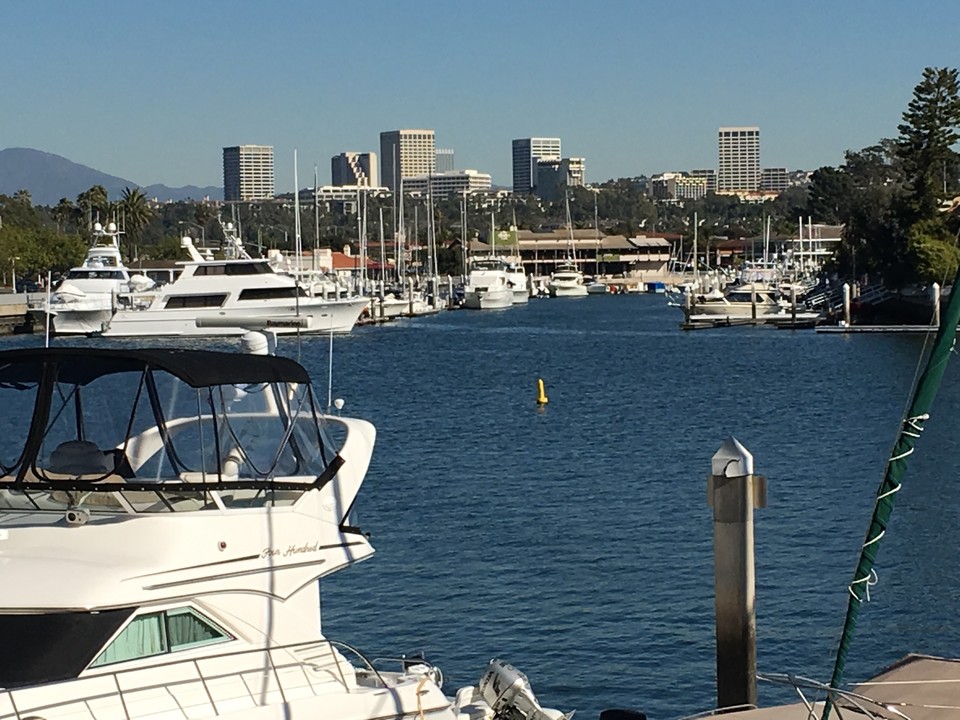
(2, 0), (956, 192)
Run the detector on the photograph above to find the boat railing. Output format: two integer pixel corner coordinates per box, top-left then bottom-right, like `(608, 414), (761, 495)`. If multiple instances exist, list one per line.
(0, 639), (382, 720)
(755, 672), (901, 719)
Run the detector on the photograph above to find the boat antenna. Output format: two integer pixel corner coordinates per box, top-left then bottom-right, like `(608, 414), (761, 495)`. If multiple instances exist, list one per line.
(293, 149), (303, 361)
(44, 270), (52, 347)
(821, 254), (960, 719)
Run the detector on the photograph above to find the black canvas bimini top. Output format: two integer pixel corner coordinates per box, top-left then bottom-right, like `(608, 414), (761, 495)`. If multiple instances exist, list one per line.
(0, 347), (311, 388)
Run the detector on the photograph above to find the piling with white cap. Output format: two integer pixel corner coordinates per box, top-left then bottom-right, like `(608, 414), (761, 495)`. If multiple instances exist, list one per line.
(708, 436), (766, 709)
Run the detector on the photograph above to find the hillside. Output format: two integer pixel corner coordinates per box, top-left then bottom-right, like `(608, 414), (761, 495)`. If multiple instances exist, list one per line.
(0, 148), (222, 205)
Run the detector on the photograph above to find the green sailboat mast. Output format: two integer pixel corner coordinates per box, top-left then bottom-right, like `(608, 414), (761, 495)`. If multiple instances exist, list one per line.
(822, 275), (960, 719)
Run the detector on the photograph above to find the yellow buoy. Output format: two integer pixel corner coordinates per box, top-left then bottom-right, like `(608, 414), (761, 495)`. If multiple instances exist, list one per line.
(537, 378), (548, 405)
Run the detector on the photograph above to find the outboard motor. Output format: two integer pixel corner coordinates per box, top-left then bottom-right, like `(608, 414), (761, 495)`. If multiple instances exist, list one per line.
(478, 659), (573, 720)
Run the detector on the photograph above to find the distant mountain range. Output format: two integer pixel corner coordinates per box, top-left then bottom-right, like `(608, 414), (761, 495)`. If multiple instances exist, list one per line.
(0, 148), (223, 205)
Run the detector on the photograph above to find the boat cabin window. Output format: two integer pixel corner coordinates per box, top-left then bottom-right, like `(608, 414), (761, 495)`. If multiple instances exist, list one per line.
(0, 609), (134, 688)
(66, 269), (127, 280)
(238, 287), (306, 301)
(193, 263), (272, 276)
(163, 293), (228, 309)
(89, 607), (232, 668)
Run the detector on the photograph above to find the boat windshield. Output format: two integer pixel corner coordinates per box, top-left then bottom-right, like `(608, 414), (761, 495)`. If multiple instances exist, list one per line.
(0, 349), (340, 515)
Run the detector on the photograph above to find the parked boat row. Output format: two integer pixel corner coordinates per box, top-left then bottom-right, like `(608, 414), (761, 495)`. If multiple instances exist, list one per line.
(45, 221), (369, 337)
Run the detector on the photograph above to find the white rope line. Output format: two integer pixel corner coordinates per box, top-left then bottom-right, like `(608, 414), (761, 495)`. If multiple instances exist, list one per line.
(863, 529), (886, 548)
(877, 482), (902, 501)
(849, 569), (879, 602)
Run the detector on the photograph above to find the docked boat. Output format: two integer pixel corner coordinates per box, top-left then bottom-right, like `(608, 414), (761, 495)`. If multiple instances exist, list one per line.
(586, 280), (608, 295)
(548, 262), (588, 297)
(463, 258), (514, 310)
(504, 260), (530, 303)
(98, 239), (367, 337)
(549, 195), (588, 298)
(47, 221), (154, 335)
(0, 342), (570, 720)
(690, 282), (785, 317)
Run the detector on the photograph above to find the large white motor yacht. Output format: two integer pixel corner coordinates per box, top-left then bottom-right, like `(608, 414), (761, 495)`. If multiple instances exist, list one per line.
(463, 258), (514, 310)
(48, 222), (154, 335)
(0, 343), (570, 720)
(99, 237), (367, 337)
(547, 262), (588, 298)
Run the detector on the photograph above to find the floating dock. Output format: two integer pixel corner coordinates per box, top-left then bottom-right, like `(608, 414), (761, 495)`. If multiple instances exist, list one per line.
(680, 312), (822, 331)
(815, 324), (938, 334)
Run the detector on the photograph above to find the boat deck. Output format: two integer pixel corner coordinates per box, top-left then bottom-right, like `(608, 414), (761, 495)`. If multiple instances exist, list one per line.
(704, 654), (960, 720)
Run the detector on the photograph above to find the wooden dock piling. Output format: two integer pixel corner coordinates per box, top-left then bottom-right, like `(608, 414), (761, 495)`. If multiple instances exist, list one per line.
(708, 437), (766, 710)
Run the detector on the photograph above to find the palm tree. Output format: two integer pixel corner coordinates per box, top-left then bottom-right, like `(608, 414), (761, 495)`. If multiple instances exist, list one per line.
(119, 187), (153, 244)
(76, 185), (109, 229)
(52, 198), (76, 233)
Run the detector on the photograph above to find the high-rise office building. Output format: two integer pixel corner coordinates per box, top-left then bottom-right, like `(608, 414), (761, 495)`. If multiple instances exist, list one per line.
(223, 145), (275, 202)
(379, 130), (436, 191)
(533, 157), (585, 201)
(717, 127), (760, 192)
(331, 152), (378, 187)
(760, 167), (789, 193)
(512, 137), (561, 194)
(690, 169), (718, 194)
(435, 148), (455, 173)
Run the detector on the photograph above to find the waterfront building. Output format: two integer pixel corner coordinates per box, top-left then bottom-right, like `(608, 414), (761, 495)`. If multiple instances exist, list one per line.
(717, 126), (760, 193)
(650, 172), (708, 202)
(690, 168), (718, 193)
(515, 227), (672, 278)
(761, 167), (790, 193)
(435, 148), (455, 173)
(223, 145), (275, 202)
(379, 129), (436, 191)
(404, 169), (492, 199)
(331, 152), (378, 187)
(533, 157), (585, 201)
(512, 137), (561, 194)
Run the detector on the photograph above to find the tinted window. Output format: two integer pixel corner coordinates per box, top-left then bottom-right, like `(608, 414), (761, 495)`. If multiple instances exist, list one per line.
(238, 287), (303, 300)
(0, 609), (133, 688)
(164, 294), (227, 309)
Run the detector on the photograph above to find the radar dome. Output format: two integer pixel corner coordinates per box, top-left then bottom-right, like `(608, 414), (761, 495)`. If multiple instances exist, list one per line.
(93, 222), (103, 232)
(107, 222), (117, 232)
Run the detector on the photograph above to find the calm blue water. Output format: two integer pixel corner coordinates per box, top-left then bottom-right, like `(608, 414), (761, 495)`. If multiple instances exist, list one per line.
(8, 297), (960, 718)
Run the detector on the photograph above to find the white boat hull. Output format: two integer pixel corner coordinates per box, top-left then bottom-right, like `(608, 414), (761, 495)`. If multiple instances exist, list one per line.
(693, 301), (784, 317)
(100, 298), (368, 337)
(50, 305), (114, 335)
(463, 288), (513, 309)
(549, 283), (588, 297)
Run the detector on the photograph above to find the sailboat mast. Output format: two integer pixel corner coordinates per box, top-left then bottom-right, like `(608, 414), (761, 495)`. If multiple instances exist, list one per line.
(693, 211), (699, 286)
(379, 207), (386, 287)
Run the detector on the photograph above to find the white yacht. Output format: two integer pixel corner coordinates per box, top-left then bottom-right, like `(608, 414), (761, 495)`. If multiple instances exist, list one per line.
(690, 282), (786, 317)
(463, 258), (514, 310)
(0, 343), (569, 720)
(504, 261), (530, 304)
(98, 238), (367, 337)
(48, 222), (154, 335)
(547, 262), (588, 297)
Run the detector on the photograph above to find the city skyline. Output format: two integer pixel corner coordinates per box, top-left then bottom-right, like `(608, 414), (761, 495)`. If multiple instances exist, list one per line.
(2, 0), (957, 193)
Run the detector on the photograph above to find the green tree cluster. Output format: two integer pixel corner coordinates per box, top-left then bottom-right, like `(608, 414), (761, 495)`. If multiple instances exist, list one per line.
(810, 67), (960, 287)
